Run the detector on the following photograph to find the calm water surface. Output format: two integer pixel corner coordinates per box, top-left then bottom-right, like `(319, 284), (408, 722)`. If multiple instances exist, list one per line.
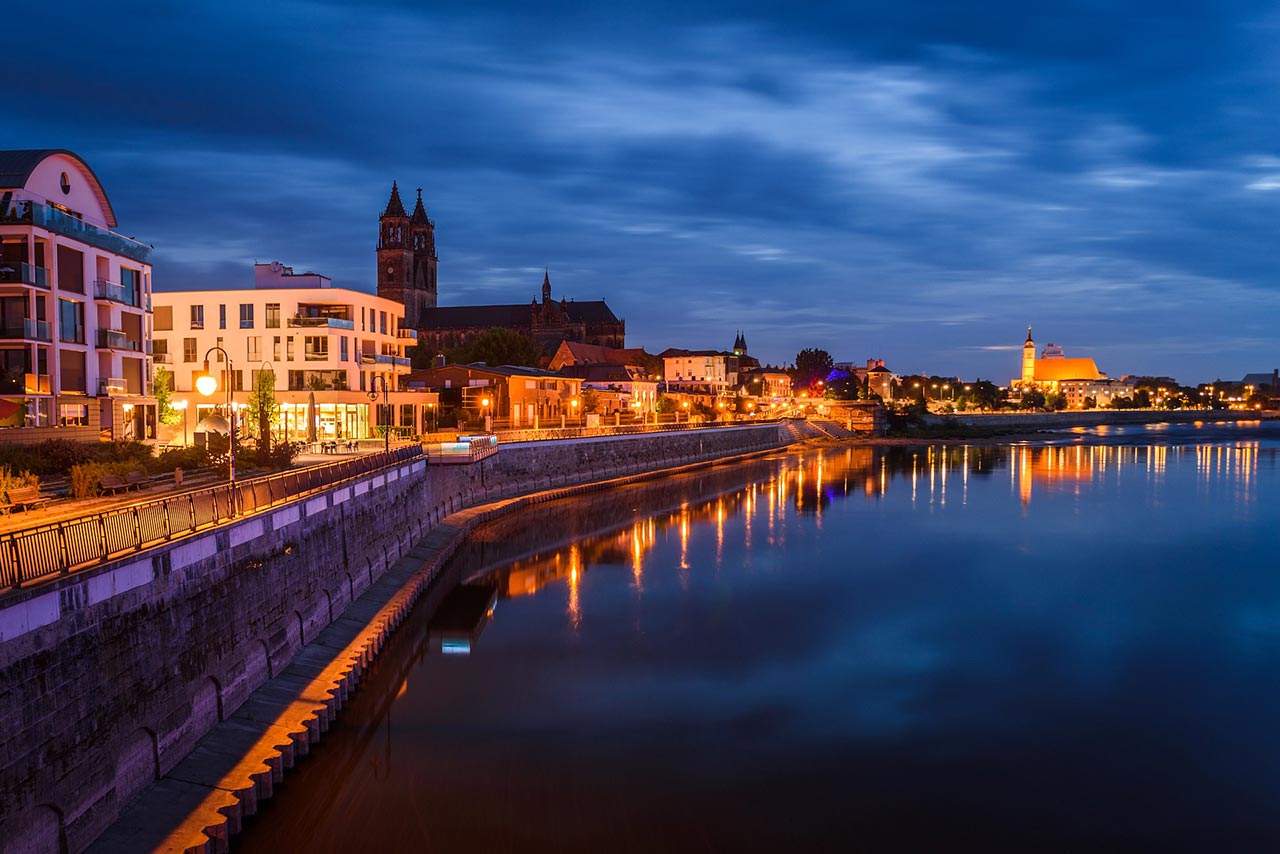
(241, 423), (1280, 853)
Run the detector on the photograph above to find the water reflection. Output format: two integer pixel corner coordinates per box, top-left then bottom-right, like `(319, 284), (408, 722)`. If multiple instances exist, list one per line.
(240, 427), (1280, 854)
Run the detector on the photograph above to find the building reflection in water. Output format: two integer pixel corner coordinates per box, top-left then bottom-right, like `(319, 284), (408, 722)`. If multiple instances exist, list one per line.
(474, 441), (1270, 618)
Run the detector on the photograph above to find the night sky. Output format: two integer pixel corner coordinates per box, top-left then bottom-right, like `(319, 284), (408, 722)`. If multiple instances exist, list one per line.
(7, 1), (1279, 382)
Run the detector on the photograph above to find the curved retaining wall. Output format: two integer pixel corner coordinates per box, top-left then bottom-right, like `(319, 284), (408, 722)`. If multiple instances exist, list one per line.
(0, 424), (785, 853)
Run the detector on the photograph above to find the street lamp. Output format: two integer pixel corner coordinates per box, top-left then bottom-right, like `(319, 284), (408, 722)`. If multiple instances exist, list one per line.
(681, 400), (689, 422)
(481, 396), (492, 432)
(173, 399), (189, 446)
(426, 401), (436, 435)
(368, 374), (390, 454)
(570, 397), (579, 425)
(194, 346), (236, 505)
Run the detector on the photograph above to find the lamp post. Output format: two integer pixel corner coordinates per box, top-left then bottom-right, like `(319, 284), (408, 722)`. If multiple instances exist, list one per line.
(427, 401), (436, 435)
(570, 397), (579, 426)
(369, 374), (390, 454)
(681, 400), (689, 422)
(194, 346), (235, 504)
(174, 399), (189, 446)
(481, 396), (492, 432)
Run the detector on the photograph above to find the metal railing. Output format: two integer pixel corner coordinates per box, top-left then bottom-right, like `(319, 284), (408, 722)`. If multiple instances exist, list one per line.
(0, 261), (50, 288)
(0, 445), (423, 593)
(95, 329), (142, 351)
(287, 315), (355, 329)
(93, 278), (141, 307)
(0, 318), (51, 342)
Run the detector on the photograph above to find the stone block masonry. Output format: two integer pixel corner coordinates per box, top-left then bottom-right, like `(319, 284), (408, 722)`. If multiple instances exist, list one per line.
(0, 423), (786, 853)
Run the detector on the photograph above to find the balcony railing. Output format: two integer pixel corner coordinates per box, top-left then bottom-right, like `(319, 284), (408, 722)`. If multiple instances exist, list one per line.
(0, 193), (152, 264)
(93, 278), (141, 307)
(303, 350), (330, 362)
(95, 329), (142, 352)
(396, 327), (418, 339)
(0, 319), (51, 342)
(154, 352), (173, 364)
(0, 261), (50, 288)
(360, 353), (412, 368)
(288, 315), (355, 329)
(99, 377), (127, 396)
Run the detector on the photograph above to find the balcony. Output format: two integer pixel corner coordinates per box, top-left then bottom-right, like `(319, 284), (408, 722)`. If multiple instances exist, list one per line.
(287, 315), (355, 330)
(1, 193), (152, 264)
(303, 350), (331, 362)
(98, 377), (127, 396)
(95, 329), (143, 352)
(361, 353), (413, 368)
(0, 261), (50, 288)
(93, 278), (142, 308)
(154, 352), (173, 364)
(0, 318), (52, 342)
(397, 327), (418, 339)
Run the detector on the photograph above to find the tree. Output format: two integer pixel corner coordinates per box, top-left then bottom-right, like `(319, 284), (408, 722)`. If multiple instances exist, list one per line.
(580, 388), (600, 414)
(1019, 389), (1047, 410)
(453, 328), (540, 368)
(654, 396), (676, 414)
(791, 348), (834, 391)
(246, 369), (280, 450)
(154, 366), (180, 425)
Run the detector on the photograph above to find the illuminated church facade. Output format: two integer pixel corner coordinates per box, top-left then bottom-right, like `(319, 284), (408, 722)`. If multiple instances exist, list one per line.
(1013, 327), (1134, 408)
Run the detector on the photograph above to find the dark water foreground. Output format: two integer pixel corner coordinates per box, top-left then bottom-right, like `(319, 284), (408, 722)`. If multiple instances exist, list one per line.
(239, 430), (1280, 853)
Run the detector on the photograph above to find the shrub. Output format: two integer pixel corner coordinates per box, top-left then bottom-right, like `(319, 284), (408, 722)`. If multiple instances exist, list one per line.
(0, 465), (40, 496)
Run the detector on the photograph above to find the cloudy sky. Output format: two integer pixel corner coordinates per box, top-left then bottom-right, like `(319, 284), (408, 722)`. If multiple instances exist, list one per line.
(8, 1), (1280, 381)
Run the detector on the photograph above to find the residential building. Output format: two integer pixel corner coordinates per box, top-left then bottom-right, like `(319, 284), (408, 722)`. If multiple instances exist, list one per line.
(404, 363), (582, 429)
(737, 366), (792, 402)
(0, 149), (156, 443)
(564, 363), (659, 415)
(154, 262), (435, 442)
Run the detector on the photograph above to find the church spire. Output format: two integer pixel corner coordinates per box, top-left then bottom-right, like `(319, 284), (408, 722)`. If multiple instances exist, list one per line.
(542, 269), (552, 303)
(1026, 325), (1033, 344)
(383, 181), (407, 218)
(411, 187), (429, 223)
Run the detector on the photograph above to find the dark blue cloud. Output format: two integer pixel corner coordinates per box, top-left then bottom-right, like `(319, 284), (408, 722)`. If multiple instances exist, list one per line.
(5, 0), (1279, 380)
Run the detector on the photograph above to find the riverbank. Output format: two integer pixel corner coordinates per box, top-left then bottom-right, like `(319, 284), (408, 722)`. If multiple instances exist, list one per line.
(86, 437), (800, 854)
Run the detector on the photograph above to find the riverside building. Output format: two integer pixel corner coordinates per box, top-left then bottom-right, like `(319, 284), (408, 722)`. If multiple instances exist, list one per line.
(1012, 327), (1134, 407)
(153, 262), (436, 444)
(0, 149), (156, 443)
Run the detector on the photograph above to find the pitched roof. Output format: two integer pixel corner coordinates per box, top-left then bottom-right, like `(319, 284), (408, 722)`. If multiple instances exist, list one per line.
(417, 299), (620, 330)
(1033, 358), (1103, 381)
(0, 148), (118, 226)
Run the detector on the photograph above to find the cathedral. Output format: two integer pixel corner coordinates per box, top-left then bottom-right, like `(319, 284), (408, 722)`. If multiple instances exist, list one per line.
(376, 182), (625, 352)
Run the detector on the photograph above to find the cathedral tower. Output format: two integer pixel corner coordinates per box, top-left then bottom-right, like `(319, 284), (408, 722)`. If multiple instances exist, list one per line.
(377, 181), (414, 319)
(409, 187), (438, 319)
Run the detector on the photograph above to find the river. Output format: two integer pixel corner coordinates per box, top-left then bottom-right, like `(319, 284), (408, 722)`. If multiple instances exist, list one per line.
(239, 424), (1280, 852)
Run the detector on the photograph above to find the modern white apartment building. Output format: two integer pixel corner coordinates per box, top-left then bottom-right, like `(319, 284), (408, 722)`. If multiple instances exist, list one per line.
(0, 149), (156, 443)
(153, 262), (434, 443)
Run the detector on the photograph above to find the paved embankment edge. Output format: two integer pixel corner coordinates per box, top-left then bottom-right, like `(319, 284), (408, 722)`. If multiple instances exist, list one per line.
(91, 440), (798, 854)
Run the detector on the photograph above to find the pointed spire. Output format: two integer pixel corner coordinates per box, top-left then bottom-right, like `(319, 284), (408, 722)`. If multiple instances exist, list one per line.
(383, 181), (406, 218)
(411, 187), (429, 223)
(1026, 325), (1033, 344)
(542, 269), (552, 303)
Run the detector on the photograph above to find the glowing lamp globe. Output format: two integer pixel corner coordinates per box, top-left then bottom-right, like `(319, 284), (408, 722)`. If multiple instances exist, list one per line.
(195, 364), (219, 397)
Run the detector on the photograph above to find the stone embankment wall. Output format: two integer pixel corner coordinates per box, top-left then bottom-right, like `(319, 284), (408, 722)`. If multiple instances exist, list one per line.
(0, 424), (784, 853)
(921, 409), (1267, 430)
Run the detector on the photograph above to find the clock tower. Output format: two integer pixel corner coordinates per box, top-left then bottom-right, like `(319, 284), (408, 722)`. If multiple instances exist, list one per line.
(376, 181), (414, 321)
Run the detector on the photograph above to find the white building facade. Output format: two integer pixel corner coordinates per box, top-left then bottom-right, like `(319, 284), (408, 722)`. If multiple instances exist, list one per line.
(153, 262), (434, 443)
(0, 149), (156, 442)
